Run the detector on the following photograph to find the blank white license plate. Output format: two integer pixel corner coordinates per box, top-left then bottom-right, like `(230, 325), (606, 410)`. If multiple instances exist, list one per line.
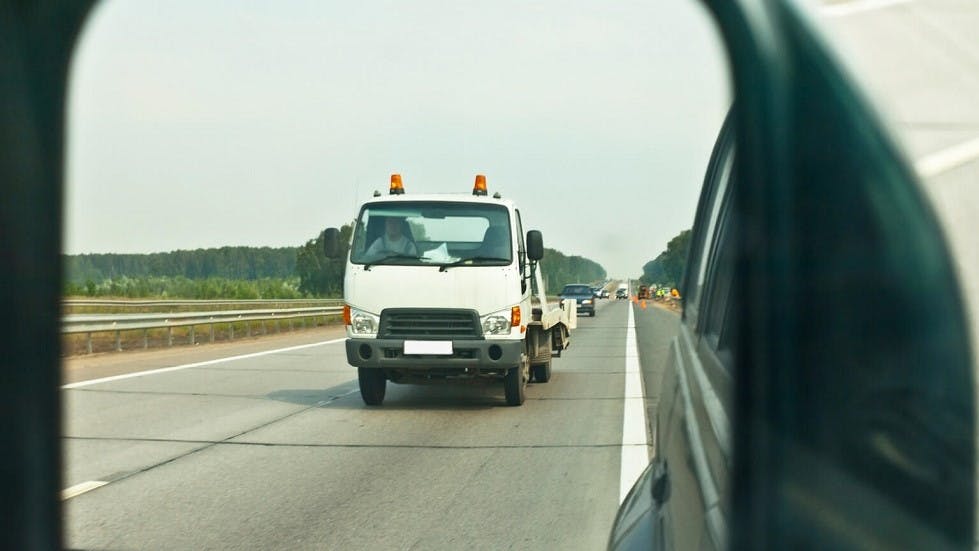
(404, 340), (453, 355)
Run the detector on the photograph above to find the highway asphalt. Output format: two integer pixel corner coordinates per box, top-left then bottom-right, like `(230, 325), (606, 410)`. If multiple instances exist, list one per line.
(64, 298), (679, 549)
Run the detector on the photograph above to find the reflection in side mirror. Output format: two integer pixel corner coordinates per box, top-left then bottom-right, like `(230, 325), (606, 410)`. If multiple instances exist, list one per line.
(322, 227), (341, 258)
(526, 230), (544, 261)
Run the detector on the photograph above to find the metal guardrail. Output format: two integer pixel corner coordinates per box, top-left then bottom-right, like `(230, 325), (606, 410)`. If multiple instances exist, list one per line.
(62, 304), (344, 354)
(61, 295), (607, 355)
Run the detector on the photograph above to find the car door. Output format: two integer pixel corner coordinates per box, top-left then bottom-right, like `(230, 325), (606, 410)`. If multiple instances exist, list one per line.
(611, 0), (974, 549)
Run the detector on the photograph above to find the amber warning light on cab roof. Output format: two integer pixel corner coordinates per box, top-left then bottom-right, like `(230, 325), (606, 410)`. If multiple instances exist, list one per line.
(473, 174), (488, 196)
(389, 174), (405, 195)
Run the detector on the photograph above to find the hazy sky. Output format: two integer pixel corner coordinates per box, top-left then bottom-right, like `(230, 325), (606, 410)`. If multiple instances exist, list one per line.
(65, 0), (730, 278)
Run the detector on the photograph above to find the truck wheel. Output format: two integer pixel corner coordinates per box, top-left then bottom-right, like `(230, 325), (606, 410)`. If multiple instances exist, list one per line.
(590, 310), (596, 317)
(531, 359), (552, 383)
(531, 340), (552, 383)
(503, 357), (527, 406)
(358, 368), (386, 406)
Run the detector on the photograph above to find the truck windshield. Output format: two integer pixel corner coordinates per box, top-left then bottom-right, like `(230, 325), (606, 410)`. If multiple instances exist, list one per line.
(561, 285), (593, 295)
(350, 201), (513, 266)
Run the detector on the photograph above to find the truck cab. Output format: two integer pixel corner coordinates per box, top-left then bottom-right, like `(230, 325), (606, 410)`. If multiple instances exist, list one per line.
(323, 175), (575, 407)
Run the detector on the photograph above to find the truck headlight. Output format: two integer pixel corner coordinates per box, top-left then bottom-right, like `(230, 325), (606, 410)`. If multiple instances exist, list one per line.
(481, 309), (512, 336)
(582, 299), (592, 304)
(349, 308), (380, 336)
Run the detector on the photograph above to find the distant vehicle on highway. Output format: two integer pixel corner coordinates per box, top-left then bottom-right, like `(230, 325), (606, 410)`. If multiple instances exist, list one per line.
(615, 288), (628, 300)
(600, 289), (610, 299)
(560, 284), (596, 317)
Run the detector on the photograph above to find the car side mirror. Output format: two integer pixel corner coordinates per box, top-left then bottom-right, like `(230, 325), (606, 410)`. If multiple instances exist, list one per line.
(322, 227), (341, 258)
(527, 230), (544, 261)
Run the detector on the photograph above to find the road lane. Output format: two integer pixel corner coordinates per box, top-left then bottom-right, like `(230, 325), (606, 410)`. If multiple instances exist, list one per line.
(64, 298), (677, 549)
(62, 325), (347, 385)
(632, 303), (682, 437)
(64, 339), (346, 390)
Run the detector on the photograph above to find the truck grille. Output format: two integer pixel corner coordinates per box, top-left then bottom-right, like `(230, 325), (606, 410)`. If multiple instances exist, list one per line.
(378, 309), (482, 340)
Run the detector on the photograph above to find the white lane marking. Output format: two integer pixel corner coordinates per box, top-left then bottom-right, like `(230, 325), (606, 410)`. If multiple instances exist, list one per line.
(62, 480), (107, 500)
(619, 302), (650, 504)
(916, 136), (979, 179)
(820, 0), (911, 17)
(62, 338), (346, 389)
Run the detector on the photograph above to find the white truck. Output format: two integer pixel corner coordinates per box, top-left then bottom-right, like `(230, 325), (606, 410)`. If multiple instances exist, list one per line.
(322, 174), (576, 406)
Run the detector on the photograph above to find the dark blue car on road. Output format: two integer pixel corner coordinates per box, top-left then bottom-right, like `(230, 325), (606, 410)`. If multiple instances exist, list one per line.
(560, 284), (596, 317)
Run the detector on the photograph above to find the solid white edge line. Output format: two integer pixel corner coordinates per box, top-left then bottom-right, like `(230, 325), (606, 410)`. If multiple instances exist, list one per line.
(915, 136), (979, 179)
(820, 0), (911, 17)
(62, 480), (108, 500)
(62, 338), (346, 389)
(619, 301), (650, 504)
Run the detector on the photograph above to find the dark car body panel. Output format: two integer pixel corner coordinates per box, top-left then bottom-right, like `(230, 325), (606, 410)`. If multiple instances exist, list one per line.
(609, 0), (975, 544)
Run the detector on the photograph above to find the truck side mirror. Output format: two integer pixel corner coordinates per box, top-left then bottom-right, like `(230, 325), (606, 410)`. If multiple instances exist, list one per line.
(322, 227), (341, 258)
(526, 230), (544, 261)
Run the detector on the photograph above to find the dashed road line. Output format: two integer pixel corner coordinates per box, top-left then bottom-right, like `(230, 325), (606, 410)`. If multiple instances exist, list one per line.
(916, 136), (979, 178)
(62, 480), (108, 500)
(820, 0), (912, 18)
(60, 387), (360, 500)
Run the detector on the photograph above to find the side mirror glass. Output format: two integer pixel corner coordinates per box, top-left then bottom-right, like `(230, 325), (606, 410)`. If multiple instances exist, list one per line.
(322, 227), (341, 258)
(526, 230), (544, 261)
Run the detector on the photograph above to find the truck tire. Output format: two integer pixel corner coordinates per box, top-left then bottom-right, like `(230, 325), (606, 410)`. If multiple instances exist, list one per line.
(504, 357), (527, 406)
(589, 310), (596, 317)
(358, 368), (386, 406)
(531, 359), (552, 383)
(531, 340), (552, 383)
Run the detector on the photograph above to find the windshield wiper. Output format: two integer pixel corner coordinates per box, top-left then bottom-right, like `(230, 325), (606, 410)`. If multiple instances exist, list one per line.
(362, 254), (421, 271)
(438, 256), (510, 272)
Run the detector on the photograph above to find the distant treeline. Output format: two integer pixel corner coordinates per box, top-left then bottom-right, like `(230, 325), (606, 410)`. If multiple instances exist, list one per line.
(63, 275), (304, 300)
(640, 229), (691, 288)
(65, 234), (607, 300)
(64, 247), (297, 284)
(541, 250), (606, 293)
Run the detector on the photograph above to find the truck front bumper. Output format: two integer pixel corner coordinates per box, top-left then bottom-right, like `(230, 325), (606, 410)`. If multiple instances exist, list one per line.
(346, 338), (523, 370)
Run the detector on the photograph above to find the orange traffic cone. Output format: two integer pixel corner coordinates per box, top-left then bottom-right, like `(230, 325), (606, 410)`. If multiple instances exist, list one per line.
(641, 300), (647, 309)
